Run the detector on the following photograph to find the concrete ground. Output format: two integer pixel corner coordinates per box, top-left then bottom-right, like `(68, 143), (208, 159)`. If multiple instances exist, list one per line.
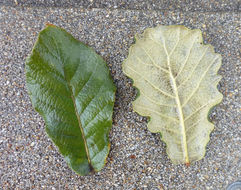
(0, 1), (240, 189)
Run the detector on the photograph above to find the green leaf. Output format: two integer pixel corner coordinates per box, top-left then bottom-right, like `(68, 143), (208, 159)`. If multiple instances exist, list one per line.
(25, 25), (116, 175)
(123, 25), (223, 164)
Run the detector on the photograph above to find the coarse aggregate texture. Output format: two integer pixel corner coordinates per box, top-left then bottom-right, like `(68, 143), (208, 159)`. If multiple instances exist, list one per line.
(0, 4), (240, 190)
(0, 0), (240, 12)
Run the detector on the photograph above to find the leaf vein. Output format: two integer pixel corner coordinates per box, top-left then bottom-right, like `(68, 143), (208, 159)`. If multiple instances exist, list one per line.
(75, 62), (99, 97)
(134, 104), (179, 123)
(177, 46), (209, 88)
(125, 65), (175, 98)
(140, 91), (176, 107)
(181, 56), (218, 107)
(84, 103), (110, 132)
(186, 119), (202, 133)
(135, 55), (169, 74)
(79, 83), (104, 115)
(184, 102), (210, 122)
(139, 46), (169, 74)
(175, 39), (196, 79)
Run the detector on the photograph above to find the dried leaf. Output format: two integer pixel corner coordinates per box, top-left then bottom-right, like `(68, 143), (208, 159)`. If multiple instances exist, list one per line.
(123, 25), (223, 164)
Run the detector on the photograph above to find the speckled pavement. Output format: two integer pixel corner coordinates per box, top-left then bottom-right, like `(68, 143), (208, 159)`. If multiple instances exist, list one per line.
(0, 3), (240, 190)
(1, 0), (240, 11)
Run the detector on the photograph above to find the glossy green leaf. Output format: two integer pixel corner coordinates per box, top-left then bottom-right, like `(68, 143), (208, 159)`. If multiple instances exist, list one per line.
(25, 25), (116, 175)
(123, 25), (223, 164)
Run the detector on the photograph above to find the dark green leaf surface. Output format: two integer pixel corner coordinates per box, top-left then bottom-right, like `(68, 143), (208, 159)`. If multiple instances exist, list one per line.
(25, 25), (116, 175)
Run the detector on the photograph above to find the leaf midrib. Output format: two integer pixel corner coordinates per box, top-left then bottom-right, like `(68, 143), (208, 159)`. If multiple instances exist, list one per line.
(69, 87), (93, 169)
(50, 34), (93, 170)
(160, 28), (190, 164)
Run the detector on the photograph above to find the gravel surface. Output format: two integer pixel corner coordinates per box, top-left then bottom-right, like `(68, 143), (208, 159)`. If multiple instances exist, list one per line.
(0, 0), (240, 11)
(0, 4), (240, 190)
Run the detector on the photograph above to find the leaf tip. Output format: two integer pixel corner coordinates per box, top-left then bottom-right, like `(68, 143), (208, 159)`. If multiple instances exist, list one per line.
(45, 23), (57, 28)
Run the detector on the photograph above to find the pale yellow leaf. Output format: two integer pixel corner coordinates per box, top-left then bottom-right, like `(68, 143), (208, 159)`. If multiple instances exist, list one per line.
(123, 25), (223, 164)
